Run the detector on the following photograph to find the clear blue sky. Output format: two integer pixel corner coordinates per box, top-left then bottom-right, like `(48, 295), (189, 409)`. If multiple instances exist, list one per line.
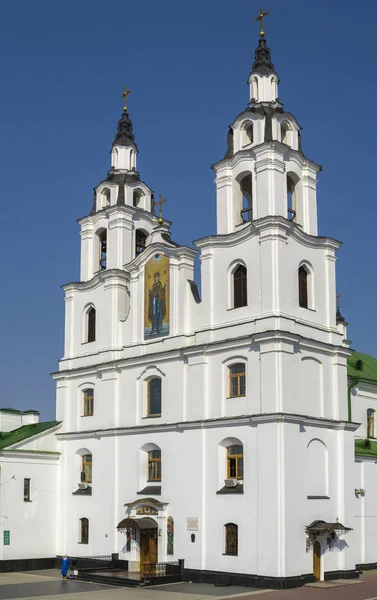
(0, 0), (375, 420)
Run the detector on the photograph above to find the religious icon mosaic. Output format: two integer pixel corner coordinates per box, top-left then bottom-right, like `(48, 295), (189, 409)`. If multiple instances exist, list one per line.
(167, 516), (174, 555)
(144, 254), (169, 339)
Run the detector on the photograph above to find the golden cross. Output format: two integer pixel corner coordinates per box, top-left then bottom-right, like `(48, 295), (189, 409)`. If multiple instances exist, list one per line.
(155, 194), (167, 220)
(254, 6), (270, 37)
(121, 86), (132, 111)
(336, 293), (342, 310)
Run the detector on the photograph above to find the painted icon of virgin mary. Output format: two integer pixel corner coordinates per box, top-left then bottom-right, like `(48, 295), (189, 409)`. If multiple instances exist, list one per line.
(148, 272), (166, 335)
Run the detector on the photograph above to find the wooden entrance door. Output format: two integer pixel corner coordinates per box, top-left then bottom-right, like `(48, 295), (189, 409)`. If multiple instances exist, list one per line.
(140, 528), (158, 575)
(313, 541), (321, 581)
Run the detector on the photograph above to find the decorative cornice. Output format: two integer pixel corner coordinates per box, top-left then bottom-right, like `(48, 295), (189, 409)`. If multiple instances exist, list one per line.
(194, 216), (341, 252)
(62, 269), (130, 293)
(125, 241), (196, 274)
(56, 412), (360, 441)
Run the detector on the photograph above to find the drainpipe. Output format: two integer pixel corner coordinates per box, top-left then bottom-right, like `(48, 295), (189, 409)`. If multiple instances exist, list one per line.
(347, 378), (359, 422)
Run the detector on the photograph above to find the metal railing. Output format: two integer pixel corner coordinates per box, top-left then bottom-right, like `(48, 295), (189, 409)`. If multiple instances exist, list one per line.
(142, 561), (181, 577)
(75, 555), (113, 571)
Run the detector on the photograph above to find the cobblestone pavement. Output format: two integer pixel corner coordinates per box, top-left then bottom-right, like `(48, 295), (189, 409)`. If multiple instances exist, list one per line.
(1, 570), (377, 600)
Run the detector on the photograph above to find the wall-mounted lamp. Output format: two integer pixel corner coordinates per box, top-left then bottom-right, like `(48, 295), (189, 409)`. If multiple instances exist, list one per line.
(191, 534), (195, 543)
(355, 489), (366, 496)
(158, 529), (162, 537)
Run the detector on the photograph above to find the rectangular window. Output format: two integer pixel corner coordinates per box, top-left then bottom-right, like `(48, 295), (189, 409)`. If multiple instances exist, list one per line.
(225, 523), (238, 556)
(23, 478), (31, 502)
(148, 450), (161, 481)
(227, 445), (244, 480)
(80, 518), (89, 544)
(229, 364), (246, 398)
(83, 389), (94, 416)
(82, 455), (92, 483)
(148, 379), (162, 416)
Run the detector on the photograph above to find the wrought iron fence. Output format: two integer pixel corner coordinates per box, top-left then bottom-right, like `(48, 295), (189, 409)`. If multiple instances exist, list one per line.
(75, 555), (113, 571)
(142, 561), (181, 577)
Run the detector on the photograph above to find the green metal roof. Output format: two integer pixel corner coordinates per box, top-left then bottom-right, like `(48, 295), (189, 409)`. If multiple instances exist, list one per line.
(355, 438), (377, 458)
(348, 351), (377, 386)
(0, 408), (40, 415)
(0, 421), (60, 450)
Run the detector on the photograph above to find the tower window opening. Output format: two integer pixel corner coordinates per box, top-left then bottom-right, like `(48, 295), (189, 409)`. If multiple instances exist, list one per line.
(87, 307), (96, 343)
(239, 175), (253, 222)
(298, 265), (309, 308)
(102, 188), (110, 208)
(133, 190), (142, 208)
(233, 265), (247, 308)
(281, 122), (289, 145)
(99, 230), (107, 271)
(367, 409), (375, 439)
(136, 230), (147, 256)
(287, 175), (296, 221)
(243, 123), (254, 147)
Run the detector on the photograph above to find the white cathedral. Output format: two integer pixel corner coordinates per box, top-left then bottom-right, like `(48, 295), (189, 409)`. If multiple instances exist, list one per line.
(1, 28), (377, 589)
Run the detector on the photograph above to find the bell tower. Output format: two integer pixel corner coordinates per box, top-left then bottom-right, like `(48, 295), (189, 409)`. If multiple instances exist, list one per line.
(213, 17), (320, 237)
(79, 90), (164, 282)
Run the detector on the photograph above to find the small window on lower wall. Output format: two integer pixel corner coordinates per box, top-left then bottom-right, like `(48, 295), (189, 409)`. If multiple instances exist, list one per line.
(23, 478), (31, 502)
(83, 389), (94, 416)
(80, 518), (89, 544)
(224, 523), (238, 556)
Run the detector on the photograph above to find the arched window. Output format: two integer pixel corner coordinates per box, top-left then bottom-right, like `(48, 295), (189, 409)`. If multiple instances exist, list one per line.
(229, 363), (246, 397)
(287, 175), (296, 221)
(224, 523), (238, 556)
(239, 174), (253, 222)
(305, 439), (328, 498)
(367, 409), (375, 439)
(281, 122), (289, 144)
(148, 450), (161, 481)
(227, 445), (243, 480)
(242, 123), (253, 147)
(81, 454), (92, 483)
(99, 230), (107, 271)
(87, 307), (96, 343)
(83, 389), (94, 416)
(136, 230), (147, 255)
(298, 265), (309, 308)
(147, 378), (162, 416)
(102, 188), (110, 208)
(246, 124), (253, 144)
(80, 518), (89, 544)
(133, 190), (142, 208)
(233, 265), (247, 308)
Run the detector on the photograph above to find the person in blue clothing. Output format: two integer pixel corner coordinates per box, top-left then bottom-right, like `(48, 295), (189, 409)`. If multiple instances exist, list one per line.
(61, 555), (70, 579)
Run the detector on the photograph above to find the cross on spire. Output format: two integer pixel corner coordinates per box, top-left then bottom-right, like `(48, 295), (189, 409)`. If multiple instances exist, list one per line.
(155, 194), (167, 224)
(254, 6), (270, 38)
(121, 86), (132, 112)
(336, 293), (342, 311)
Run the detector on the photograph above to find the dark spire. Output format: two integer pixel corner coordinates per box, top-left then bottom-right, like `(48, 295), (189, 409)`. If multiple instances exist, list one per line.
(112, 110), (138, 152)
(251, 37), (276, 76)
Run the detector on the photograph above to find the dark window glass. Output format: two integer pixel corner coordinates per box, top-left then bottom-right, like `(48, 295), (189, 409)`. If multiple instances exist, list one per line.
(87, 308), (96, 342)
(148, 379), (162, 416)
(99, 231), (107, 271)
(229, 364), (246, 397)
(225, 523), (238, 556)
(299, 266), (308, 308)
(233, 266), (247, 308)
(24, 478), (30, 501)
(80, 518), (89, 544)
(136, 230), (147, 255)
(148, 450), (161, 481)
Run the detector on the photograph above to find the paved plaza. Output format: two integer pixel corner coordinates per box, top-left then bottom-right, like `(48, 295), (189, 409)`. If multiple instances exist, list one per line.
(1, 570), (377, 600)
